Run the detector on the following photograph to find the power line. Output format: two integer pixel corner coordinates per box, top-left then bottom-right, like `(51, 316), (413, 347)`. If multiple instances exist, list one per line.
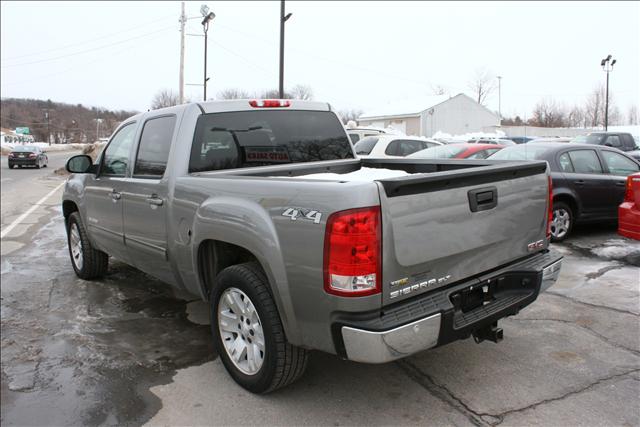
(1, 31), (172, 87)
(2, 26), (176, 69)
(1, 15), (176, 62)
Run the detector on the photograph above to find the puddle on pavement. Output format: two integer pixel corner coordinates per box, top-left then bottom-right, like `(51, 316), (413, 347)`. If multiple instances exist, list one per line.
(1, 212), (217, 426)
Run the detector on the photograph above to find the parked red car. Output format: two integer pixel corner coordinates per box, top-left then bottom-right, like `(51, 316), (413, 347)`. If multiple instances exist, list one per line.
(619, 172), (640, 240)
(408, 143), (505, 160)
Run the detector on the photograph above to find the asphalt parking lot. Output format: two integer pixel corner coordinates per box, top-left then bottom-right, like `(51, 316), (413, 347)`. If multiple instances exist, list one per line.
(1, 163), (639, 426)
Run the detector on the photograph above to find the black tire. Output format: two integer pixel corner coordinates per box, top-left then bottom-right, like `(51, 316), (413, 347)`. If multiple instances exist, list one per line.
(211, 262), (308, 393)
(8, 164), (14, 169)
(66, 212), (109, 279)
(35, 160), (41, 169)
(550, 201), (574, 243)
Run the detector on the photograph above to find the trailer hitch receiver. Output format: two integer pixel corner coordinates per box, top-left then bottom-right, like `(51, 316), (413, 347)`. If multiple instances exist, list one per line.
(473, 322), (503, 344)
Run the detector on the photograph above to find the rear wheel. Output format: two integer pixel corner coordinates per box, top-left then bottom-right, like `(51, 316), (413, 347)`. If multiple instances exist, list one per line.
(8, 164), (14, 169)
(211, 262), (308, 393)
(66, 212), (109, 279)
(550, 201), (573, 242)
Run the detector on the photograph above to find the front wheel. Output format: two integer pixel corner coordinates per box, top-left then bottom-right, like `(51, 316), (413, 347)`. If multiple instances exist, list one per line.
(66, 212), (109, 279)
(211, 262), (308, 393)
(550, 201), (574, 242)
(8, 164), (14, 169)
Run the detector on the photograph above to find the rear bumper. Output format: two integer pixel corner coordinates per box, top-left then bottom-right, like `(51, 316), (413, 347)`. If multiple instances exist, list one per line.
(338, 250), (563, 363)
(8, 158), (37, 165)
(618, 203), (640, 240)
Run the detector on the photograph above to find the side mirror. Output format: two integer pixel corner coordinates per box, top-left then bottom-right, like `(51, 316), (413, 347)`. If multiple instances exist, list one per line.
(604, 143), (612, 147)
(66, 155), (94, 174)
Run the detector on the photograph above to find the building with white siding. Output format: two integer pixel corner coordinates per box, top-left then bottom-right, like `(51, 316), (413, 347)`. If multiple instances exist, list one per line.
(358, 93), (501, 137)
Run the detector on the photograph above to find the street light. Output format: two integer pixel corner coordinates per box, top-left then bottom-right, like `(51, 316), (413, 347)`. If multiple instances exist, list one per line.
(601, 54), (616, 131)
(200, 4), (215, 101)
(279, 0), (292, 98)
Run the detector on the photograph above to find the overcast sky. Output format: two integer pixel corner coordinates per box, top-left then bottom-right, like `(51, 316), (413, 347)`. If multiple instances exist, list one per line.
(1, 1), (639, 119)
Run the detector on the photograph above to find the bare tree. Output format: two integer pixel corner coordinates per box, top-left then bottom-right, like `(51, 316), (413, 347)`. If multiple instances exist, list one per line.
(566, 105), (586, 128)
(289, 84), (314, 100)
(529, 98), (567, 127)
(217, 88), (250, 100)
(337, 108), (364, 125)
(628, 104), (639, 125)
(468, 68), (497, 106)
(430, 84), (447, 96)
(259, 89), (289, 99)
(151, 89), (180, 110)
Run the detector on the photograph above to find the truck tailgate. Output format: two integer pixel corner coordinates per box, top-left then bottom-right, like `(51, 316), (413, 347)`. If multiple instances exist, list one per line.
(376, 161), (549, 305)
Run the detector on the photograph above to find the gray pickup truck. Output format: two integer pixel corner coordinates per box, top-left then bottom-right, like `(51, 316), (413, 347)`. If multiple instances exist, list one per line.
(62, 99), (562, 393)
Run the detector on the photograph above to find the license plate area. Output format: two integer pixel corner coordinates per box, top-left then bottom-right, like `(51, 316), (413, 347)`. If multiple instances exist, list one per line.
(449, 271), (539, 329)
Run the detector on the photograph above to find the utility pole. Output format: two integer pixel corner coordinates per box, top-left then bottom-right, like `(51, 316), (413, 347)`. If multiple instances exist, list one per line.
(279, 0), (292, 98)
(179, 2), (186, 104)
(601, 55), (616, 131)
(43, 110), (51, 145)
(497, 76), (502, 123)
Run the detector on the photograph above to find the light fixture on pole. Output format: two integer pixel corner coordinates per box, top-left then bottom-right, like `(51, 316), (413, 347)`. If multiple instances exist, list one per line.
(200, 4), (215, 101)
(279, 0), (292, 99)
(600, 54), (616, 131)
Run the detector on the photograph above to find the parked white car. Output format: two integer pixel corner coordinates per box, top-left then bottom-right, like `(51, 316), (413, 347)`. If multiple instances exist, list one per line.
(354, 135), (443, 158)
(346, 126), (392, 144)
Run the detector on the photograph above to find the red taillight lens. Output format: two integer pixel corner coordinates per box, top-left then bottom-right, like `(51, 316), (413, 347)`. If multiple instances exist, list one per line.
(249, 99), (291, 108)
(547, 175), (553, 239)
(624, 176), (638, 203)
(8, 152), (14, 157)
(323, 206), (381, 297)
(28, 153), (37, 158)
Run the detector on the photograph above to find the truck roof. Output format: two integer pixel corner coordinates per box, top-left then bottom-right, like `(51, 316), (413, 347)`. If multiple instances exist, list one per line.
(198, 99), (332, 114)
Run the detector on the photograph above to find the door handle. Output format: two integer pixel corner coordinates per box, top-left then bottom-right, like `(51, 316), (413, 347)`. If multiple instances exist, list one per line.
(110, 190), (121, 201)
(573, 180), (585, 186)
(146, 195), (164, 206)
(614, 181), (626, 187)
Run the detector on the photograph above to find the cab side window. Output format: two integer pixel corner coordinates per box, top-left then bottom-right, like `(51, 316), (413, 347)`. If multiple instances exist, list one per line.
(605, 135), (621, 148)
(101, 123), (137, 176)
(133, 116), (177, 178)
(567, 150), (602, 174)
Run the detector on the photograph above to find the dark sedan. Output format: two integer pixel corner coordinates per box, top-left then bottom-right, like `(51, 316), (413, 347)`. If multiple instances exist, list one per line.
(7, 146), (48, 169)
(488, 143), (640, 241)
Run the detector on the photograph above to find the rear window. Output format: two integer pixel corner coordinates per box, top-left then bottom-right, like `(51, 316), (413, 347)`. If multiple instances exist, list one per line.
(488, 145), (551, 160)
(189, 110), (353, 172)
(353, 136), (379, 155)
(12, 146), (37, 152)
(582, 134), (606, 145)
(408, 144), (466, 159)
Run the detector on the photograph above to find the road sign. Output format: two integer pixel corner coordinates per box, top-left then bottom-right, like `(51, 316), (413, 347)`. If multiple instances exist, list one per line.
(15, 127), (30, 135)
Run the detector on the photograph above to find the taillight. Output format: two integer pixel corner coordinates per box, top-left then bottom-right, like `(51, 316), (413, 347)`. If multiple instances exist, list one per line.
(624, 176), (634, 203)
(547, 175), (553, 239)
(28, 153), (37, 158)
(249, 99), (291, 108)
(323, 206), (381, 297)
(8, 152), (14, 157)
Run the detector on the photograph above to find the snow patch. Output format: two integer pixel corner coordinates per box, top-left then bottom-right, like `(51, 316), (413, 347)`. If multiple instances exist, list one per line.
(279, 167), (411, 182)
(591, 239), (640, 261)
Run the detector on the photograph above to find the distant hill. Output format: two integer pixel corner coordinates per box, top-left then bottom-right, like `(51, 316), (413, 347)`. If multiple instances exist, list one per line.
(0, 98), (138, 143)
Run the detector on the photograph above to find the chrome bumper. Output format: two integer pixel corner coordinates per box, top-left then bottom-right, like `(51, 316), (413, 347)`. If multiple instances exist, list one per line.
(541, 258), (562, 292)
(341, 254), (563, 364)
(341, 313), (441, 363)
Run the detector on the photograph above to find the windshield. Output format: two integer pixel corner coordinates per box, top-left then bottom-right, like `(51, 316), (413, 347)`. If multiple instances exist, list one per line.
(408, 144), (466, 159)
(11, 146), (37, 152)
(487, 145), (551, 160)
(578, 134), (606, 145)
(353, 136), (379, 155)
(189, 110), (353, 172)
